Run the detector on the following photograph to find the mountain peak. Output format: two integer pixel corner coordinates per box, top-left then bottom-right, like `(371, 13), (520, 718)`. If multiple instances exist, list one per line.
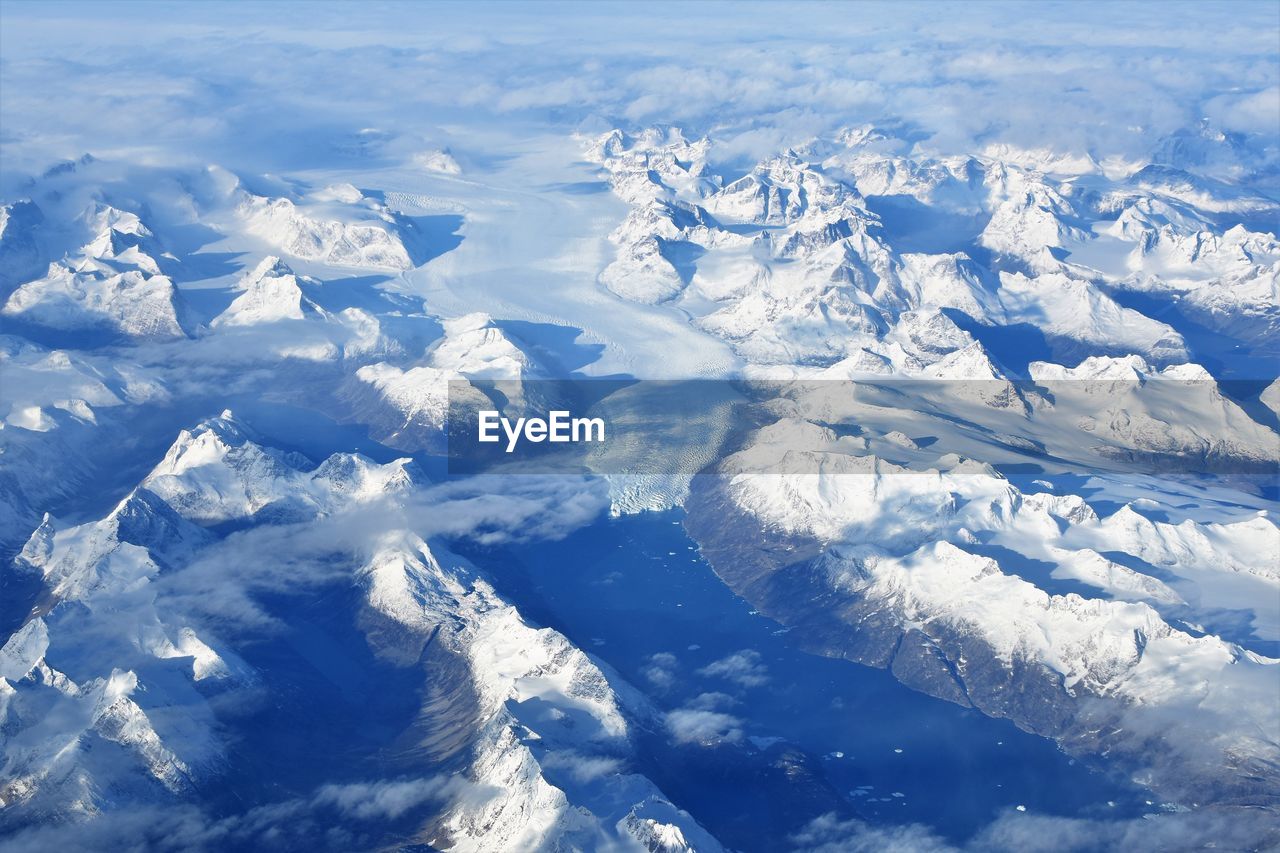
(213, 257), (325, 327)
(243, 254), (295, 285)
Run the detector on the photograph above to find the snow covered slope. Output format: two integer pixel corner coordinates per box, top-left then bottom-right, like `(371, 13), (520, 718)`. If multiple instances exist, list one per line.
(236, 184), (416, 271)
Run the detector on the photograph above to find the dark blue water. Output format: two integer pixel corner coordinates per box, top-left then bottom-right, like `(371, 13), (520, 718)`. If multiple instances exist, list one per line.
(474, 510), (1152, 848)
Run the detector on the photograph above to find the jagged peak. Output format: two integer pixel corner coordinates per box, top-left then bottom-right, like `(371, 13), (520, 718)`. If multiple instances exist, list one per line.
(84, 203), (151, 238)
(242, 254), (296, 284)
(1029, 354), (1152, 382)
(1, 198), (44, 231)
(0, 618), (50, 682)
(213, 257), (325, 327)
(313, 453), (416, 498)
(146, 410), (258, 477)
(892, 307), (974, 357)
(922, 339), (1007, 380)
(193, 408), (254, 442)
(39, 153), (96, 179)
(17, 511), (58, 567)
(1030, 355), (1218, 385)
(429, 312), (540, 379)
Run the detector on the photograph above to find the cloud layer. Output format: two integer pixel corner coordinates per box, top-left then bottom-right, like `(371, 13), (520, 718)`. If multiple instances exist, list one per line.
(2, 1), (1276, 182)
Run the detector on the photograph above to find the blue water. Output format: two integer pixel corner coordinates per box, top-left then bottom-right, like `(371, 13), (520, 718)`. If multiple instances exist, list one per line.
(473, 510), (1152, 848)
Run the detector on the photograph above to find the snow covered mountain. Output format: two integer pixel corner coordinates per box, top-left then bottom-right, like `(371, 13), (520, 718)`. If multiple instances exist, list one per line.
(211, 256), (329, 327)
(687, 425), (1278, 804)
(1, 4), (1277, 850)
(2, 205), (190, 341)
(1, 413), (718, 851)
(580, 120), (1278, 844)
(236, 186), (416, 272)
(585, 127), (1221, 372)
(1, 119), (1275, 846)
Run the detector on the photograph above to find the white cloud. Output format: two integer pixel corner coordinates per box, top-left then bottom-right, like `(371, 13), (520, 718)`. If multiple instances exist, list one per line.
(642, 651), (680, 690)
(2, 2), (1276, 184)
(790, 812), (953, 853)
(664, 708), (744, 745)
(0, 774), (476, 853)
(697, 649), (769, 688)
(685, 691), (737, 711)
(1203, 85), (1280, 135)
(312, 776), (465, 820)
(155, 474), (609, 629)
(539, 750), (624, 783)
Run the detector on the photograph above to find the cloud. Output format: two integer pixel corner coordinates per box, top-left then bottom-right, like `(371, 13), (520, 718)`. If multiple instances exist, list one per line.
(790, 812), (954, 853)
(789, 806), (1280, 853)
(2, 2), (1276, 184)
(0, 774), (474, 853)
(969, 807), (1280, 853)
(685, 691), (737, 711)
(410, 475), (610, 546)
(641, 651), (679, 690)
(664, 708), (744, 745)
(1202, 85), (1280, 136)
(154, 473), (609, 628)
(697, 649), (769, 688)
(539, 749), (624, 784)
(312, 776), (466, 821)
